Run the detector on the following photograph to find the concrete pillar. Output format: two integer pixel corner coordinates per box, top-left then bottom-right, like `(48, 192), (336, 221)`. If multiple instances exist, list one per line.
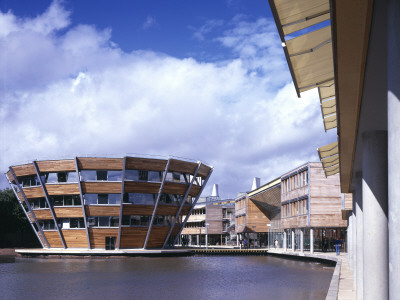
(362, 131), (388, 300)
(300, 229), (304, 253)
(197, 234), (200, 246)
(352, 197), (357, 281)
(388, 1), (400, 299)
(354, 172), (363, 300)
(236, 234), (239, 247)
(291, 230), (295, 252)
(348, 213), (353, 266)
(283, 231), (287, 251)
(310, 228), (314, 254)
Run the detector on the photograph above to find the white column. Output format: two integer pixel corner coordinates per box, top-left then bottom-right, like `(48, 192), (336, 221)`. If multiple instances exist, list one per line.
(236, 234), (239, 247)
(291, 230), (295, 252)
(348, 213), (353, 265)
(300, 229), (304, 253)
(362, 131), (388, 300)
(354, 172), (363, 300)
(388, 1), (400, 299)
(352, 198), (357, 281)
(197, 234), (199, 246)
(310, 228), (314, 254)
(283, 231), (287, 251)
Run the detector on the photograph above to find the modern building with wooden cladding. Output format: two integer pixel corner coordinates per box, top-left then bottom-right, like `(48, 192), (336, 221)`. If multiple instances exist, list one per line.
(5, 156), (213, 250)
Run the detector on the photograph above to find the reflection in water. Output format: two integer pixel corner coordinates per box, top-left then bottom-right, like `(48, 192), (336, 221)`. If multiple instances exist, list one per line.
(0, 256), (333, 300)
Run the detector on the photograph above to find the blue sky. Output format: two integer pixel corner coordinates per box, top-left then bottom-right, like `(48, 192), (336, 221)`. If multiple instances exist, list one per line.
(0, 0), (336, 197)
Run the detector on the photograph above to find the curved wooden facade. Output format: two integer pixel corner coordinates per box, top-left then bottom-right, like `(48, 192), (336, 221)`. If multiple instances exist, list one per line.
(6, 156), (213, 250)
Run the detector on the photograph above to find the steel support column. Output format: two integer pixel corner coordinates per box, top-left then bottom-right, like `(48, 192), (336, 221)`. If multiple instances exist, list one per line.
(291, 230), (295, 251)
(143, 158), (171, 249)
(354, 172), (363, 300)
(173, 168), (213, 246)
(116, 156), (127, 250)
(74, 157), (90, 249)
(300, 229), (304, 253)
(6, 170), (49, 248)
(33, 161), (66, 249)
(162, 162), (201, 248)
(310, 228), (314, 254)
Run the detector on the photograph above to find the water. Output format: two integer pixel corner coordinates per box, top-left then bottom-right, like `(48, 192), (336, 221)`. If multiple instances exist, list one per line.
(0, 255), (333, 300)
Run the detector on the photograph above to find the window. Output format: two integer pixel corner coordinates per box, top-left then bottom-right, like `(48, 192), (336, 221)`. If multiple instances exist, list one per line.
(58, 218), (85, 229)
(123, 193), (156, 205)
(125, 170), (163, 182)
(159, 194), (183, 205)
(50, 195), (81, 206)
(80, 170), (122, 181)
(39, 220), (56, 230)
(20, 175), (40, 187)
(42, 172), (78, 183)
(84, 193), (121, 205)
(30, 198), (48, 209)
(87, 216), (119, 227)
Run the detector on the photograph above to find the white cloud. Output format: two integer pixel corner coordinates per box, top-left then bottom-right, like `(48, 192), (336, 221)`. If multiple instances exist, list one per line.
(142, 16), (157, 29)
(0, 2), (336, 198)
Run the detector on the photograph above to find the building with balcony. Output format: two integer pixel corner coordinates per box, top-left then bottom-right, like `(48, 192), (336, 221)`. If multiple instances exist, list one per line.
(5, 156), (212, 250)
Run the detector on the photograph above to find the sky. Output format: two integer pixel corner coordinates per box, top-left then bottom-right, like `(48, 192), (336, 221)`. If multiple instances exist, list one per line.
(0, 0), (336, 198)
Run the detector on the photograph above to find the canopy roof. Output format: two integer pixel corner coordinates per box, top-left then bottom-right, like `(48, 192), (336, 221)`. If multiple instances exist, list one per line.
(317, 141), (339, 176)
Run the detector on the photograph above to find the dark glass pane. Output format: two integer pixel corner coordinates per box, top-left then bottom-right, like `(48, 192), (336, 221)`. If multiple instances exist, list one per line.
(131, 216), (140, 226)
(99, 217), (109, 227)
(96, 170), (107, 181)
(79, 218), (85, 228)
(73, 195), (81, 205)
(140, 216), (150, 226)
(84, 194), (97, 205)
(70, 218), (79, 228)
(125, 170), (139, 181)
(64, 196), (73, 206)
(172, 172), (181, 182)
(148, 171), (162, 182)
(54, 196), (64, 206)
(98, 194), (108, 204)
(57, 172), (67, 182)
(122, 216), (130, 225)
(87, 217), (97, 227)
(123, 193), (130, 203)
(138, 170), (148, 181)
(110, 217), (119, 227)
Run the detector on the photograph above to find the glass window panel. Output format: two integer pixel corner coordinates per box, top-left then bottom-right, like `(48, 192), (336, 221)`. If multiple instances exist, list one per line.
(80, 171), (96, 181)
(87, 217), (97, 227)
(66, 172), (79, 183)
(70, 218), (79, 228)
(138, 170), (148, 181)
(57, 172), (67, 183)
(131, 216), (140, 226)
(46, 173), (58, 183)
(64, 195), (73, 206)
(54, 196), (64, 206)
(73, 195), (81, 206)
(98, 217), (109, 227)
(122, 216), (130, 225)
(98, 194), (108, 205)
(79, 218), (85, 228)
(108, 171), (122, 181)
(96, 171), (107, 181)
(148, 171), (162, 182)
(84, 194), (97, 205)
(125, 170), (139, 181)
(108, 194), (121, 204)
(110, 217), (119, 227)
(140, 216), (150, 226)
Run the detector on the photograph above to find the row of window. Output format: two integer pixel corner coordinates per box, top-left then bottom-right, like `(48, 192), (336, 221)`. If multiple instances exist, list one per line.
(191, 208), (206, 215)
(185, 221), (205, 228)
(38, 215), (178, 231)
(19, 170), (204, 187)
(236, 215), (246, 226)
(281, 199), (308, 218)
(236, 199), (246, 209)
(281, 170), (308, 193)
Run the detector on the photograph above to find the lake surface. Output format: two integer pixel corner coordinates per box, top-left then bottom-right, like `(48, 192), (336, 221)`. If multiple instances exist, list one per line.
(0, 255), (333, 300)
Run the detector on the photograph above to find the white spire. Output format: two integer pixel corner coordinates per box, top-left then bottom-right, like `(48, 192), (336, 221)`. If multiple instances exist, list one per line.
(252, 177), (261, 190)
(211, 184), (219, 197)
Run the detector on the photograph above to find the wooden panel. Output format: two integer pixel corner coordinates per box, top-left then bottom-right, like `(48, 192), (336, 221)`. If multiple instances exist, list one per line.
(43, 231), (63, 248)
(198, 164), (212, 178)
(168, 159), (198, 174)
(81, 182), (122, 193)
(32, 209), (53, 220)
(77, 157), (123, 170)
(181, 205), (191, 215)
(163, 182), (188, 194)
(172, 225), (180, 235)
(125, 157), (167, 171)
(124, 181), (160, 193)
(37, 160), (76, 172)
(88, 228), (119, 249)
(245, 200), (270, 233)
(120, 227), (147, 248)
(206, 205), (222, 234)
(281, 186), (308, 202)
(85, 205), (120, 216)
(122, 204), (155, 216)
(6, 170), (13, 182)
(37, 231), (47, 246)
(46, 184), (80, 195)
(156, 204), (179, 216)
(23, 187), (44, 198)
(62, 229), (88, 248)
(17, 192), (24, 201)
(344, 193), (353, 210)
(27, 211), (35, 222)
(12, 164), (36, 177)
(189, 185), (201, 197)
(181, 227), (205, 235)
(147, 226), (169, 248)
(54, 207), (83, 218)
(281, 215), (308, 229)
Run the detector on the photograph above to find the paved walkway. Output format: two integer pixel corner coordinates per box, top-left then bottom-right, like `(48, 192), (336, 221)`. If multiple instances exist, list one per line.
(268, 249), (356, 300)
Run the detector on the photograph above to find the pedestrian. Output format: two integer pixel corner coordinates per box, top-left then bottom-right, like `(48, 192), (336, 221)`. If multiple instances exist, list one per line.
(334, 239), (342, 255)
(243, 238), (248, 249)
(274, 239), (278, 248)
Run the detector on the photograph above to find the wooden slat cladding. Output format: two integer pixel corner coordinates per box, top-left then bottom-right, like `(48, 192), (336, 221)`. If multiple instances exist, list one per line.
(189, 185), (201, 197)
(11, 164), (36, 177)
(23, 187), (44, 198)
(27, 211), (35, 222)
(172, 225), (180, 235)
(198, 164), (212, 178)
(17, 192), (24, 201)
(246, 200), (270, 233)
(37, 160), (76, 172)
(85, 205), (120, 216)
(62, 230), (88, 248)
(168, 159), (197, 174)
(125, 157), (167, 171)
(88, 228), (118, 248)
(6, 170), (13, 182)
(124, 181), (160, 193)
(163, 182), (188, 194)
(123, 204), (155, 216)
(32, 209), (52, 220)
(120, 227), (147, 248)
(46, 184), (80, 195)
(54, 207), (83, 218)
(77, 157), (123, 170)
(44, 231), (63, 248)
(156, 204), (179, 216)
(181, 205), (191, 215)
(81, 182), (122, 194)
(147, 226), (169, 248)
(37, 232), (47, 246)
(281, 215), (308, 229)
(206, 205), (222, 234)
